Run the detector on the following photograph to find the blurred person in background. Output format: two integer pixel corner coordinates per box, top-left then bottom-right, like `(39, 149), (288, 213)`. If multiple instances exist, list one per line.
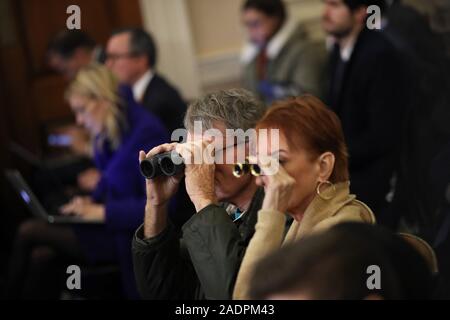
(4, 64), (167, 299)
(322, 0), (406, 225)
(241, 0), (327, 105)
(429, 141), (450, 299)
(105, 27), (186, 134)
(382, 0), (450, 236)
(106, 27), (196, 228)
(248, 222), (435, 300)
(45, 30), (106, 196)
(47, 30), (105, 81)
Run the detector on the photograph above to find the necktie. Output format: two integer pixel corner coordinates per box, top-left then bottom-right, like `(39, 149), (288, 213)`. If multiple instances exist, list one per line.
(256, 45), (268, 81)
(328, 43), (347, 111)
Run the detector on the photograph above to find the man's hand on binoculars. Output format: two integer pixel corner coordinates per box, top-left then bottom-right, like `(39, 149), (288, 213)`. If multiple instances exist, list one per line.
(140, 144), (183, 238)
(140, 144), (183, 208)
(140, 137), (218, 219)
(176, 139), (217, 212)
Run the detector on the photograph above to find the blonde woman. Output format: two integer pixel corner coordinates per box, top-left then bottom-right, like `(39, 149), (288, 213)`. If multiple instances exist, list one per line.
(5, 64), (167, 299)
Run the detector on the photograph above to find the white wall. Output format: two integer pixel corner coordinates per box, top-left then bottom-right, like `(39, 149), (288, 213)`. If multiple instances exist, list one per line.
(139, 0), (202, 100)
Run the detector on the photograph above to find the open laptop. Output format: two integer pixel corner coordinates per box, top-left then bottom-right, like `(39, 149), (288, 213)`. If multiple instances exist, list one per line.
(5, 169), (101, 224)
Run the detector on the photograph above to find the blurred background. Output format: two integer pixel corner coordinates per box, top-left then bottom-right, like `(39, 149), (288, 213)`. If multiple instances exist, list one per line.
(1, 0), (450, 298)
(0, 0), (327, 268)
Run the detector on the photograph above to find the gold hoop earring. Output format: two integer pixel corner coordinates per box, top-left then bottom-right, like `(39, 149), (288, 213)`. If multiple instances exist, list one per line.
(316, 181), (336, 200)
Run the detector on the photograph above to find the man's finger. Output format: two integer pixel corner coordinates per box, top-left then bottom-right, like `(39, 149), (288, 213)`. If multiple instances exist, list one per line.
(145, 143), (176, 159)
(175, 143), (194, 164)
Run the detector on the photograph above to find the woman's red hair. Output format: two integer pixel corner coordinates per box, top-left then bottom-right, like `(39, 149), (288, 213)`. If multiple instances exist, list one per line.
(256, 95), (349, 183)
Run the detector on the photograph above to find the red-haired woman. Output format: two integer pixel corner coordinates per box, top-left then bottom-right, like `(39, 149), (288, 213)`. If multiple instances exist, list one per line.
(233, 95), (376, 299)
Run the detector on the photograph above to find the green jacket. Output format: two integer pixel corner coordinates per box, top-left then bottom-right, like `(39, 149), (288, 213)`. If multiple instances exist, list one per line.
(132, 188), (264, 300)
(242, 22), (327, 104)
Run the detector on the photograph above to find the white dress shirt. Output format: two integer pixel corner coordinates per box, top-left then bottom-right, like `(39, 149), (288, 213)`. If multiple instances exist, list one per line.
(132, 70), (154, 103)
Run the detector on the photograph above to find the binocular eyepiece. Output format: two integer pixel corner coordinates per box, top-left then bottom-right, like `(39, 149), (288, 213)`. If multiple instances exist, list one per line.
(140, 152), (261, 180)
(233, 159), (261, 178)
(140, 151), (185, 179)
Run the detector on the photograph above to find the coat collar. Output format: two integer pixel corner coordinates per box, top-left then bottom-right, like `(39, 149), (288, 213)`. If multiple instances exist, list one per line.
(132, 69), (154, 102)
(284, 181), (372, 243)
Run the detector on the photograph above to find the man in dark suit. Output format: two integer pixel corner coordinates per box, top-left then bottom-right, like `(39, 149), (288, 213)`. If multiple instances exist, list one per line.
(322, 0), (406, 223)
(105, 28), (186, 135)
(47, 29), (105, 80)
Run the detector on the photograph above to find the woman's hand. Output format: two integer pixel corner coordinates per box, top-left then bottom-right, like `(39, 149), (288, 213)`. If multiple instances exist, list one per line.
(77, 168), (101, 192)
(63, 125), (92, 157)
(253, 155), (296, 213)
(176, 138), (217, 212)
(60, 196), (106, 222)
(140, 143), (183, 209)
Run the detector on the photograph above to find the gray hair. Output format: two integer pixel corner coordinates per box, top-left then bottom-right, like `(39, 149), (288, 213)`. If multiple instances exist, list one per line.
(184, 89), (266, 132)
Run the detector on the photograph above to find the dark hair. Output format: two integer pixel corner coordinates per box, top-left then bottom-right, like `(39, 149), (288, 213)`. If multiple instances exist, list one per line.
(343, 0), (386, 12)
(249, 223), (434, 300)
(47, 30), (96, 59)
(242, 0), (287, 23)
(111, 27), (157, 68)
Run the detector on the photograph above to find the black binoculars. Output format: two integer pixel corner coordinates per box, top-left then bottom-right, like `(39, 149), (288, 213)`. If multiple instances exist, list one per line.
(140, 151), (185, 179)
(140, 152), (261, 180)
(233, 159), (261, 178)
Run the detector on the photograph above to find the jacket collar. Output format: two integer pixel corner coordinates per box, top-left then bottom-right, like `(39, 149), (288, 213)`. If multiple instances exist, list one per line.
(300, 181), (355, 228)
(284, 181), (361, 242)
(132, 69), (154, 102)
(227, 187), (265, 222)
(326, 35), (357, 62)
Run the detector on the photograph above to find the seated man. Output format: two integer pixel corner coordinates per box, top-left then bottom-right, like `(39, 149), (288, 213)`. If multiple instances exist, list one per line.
(241, 0), (327, 105)
(132, 89), (266, 299)
(47, 29), (104, 80)
(105, 27), (186, 134)
(249, 222), (435, 300)
(106, 27), (195, 227)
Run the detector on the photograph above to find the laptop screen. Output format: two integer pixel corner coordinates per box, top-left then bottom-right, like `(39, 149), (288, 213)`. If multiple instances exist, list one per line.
(20, 190), (32, 204)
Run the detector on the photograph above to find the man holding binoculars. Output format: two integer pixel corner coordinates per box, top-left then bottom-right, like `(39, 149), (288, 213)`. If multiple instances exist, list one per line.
(132, 89), (266, 299)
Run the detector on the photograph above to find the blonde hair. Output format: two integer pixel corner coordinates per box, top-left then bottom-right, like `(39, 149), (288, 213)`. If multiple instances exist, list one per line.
(65, 63), (126, 150)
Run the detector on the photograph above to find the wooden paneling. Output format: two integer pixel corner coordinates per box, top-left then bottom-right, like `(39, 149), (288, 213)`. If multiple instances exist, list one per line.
(17, 0), (116, 74)
(0, 0), (143, 156)
(110, 0), (143, 28)
(0, 0), (143, 262)
(32, 74), (71, 123)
